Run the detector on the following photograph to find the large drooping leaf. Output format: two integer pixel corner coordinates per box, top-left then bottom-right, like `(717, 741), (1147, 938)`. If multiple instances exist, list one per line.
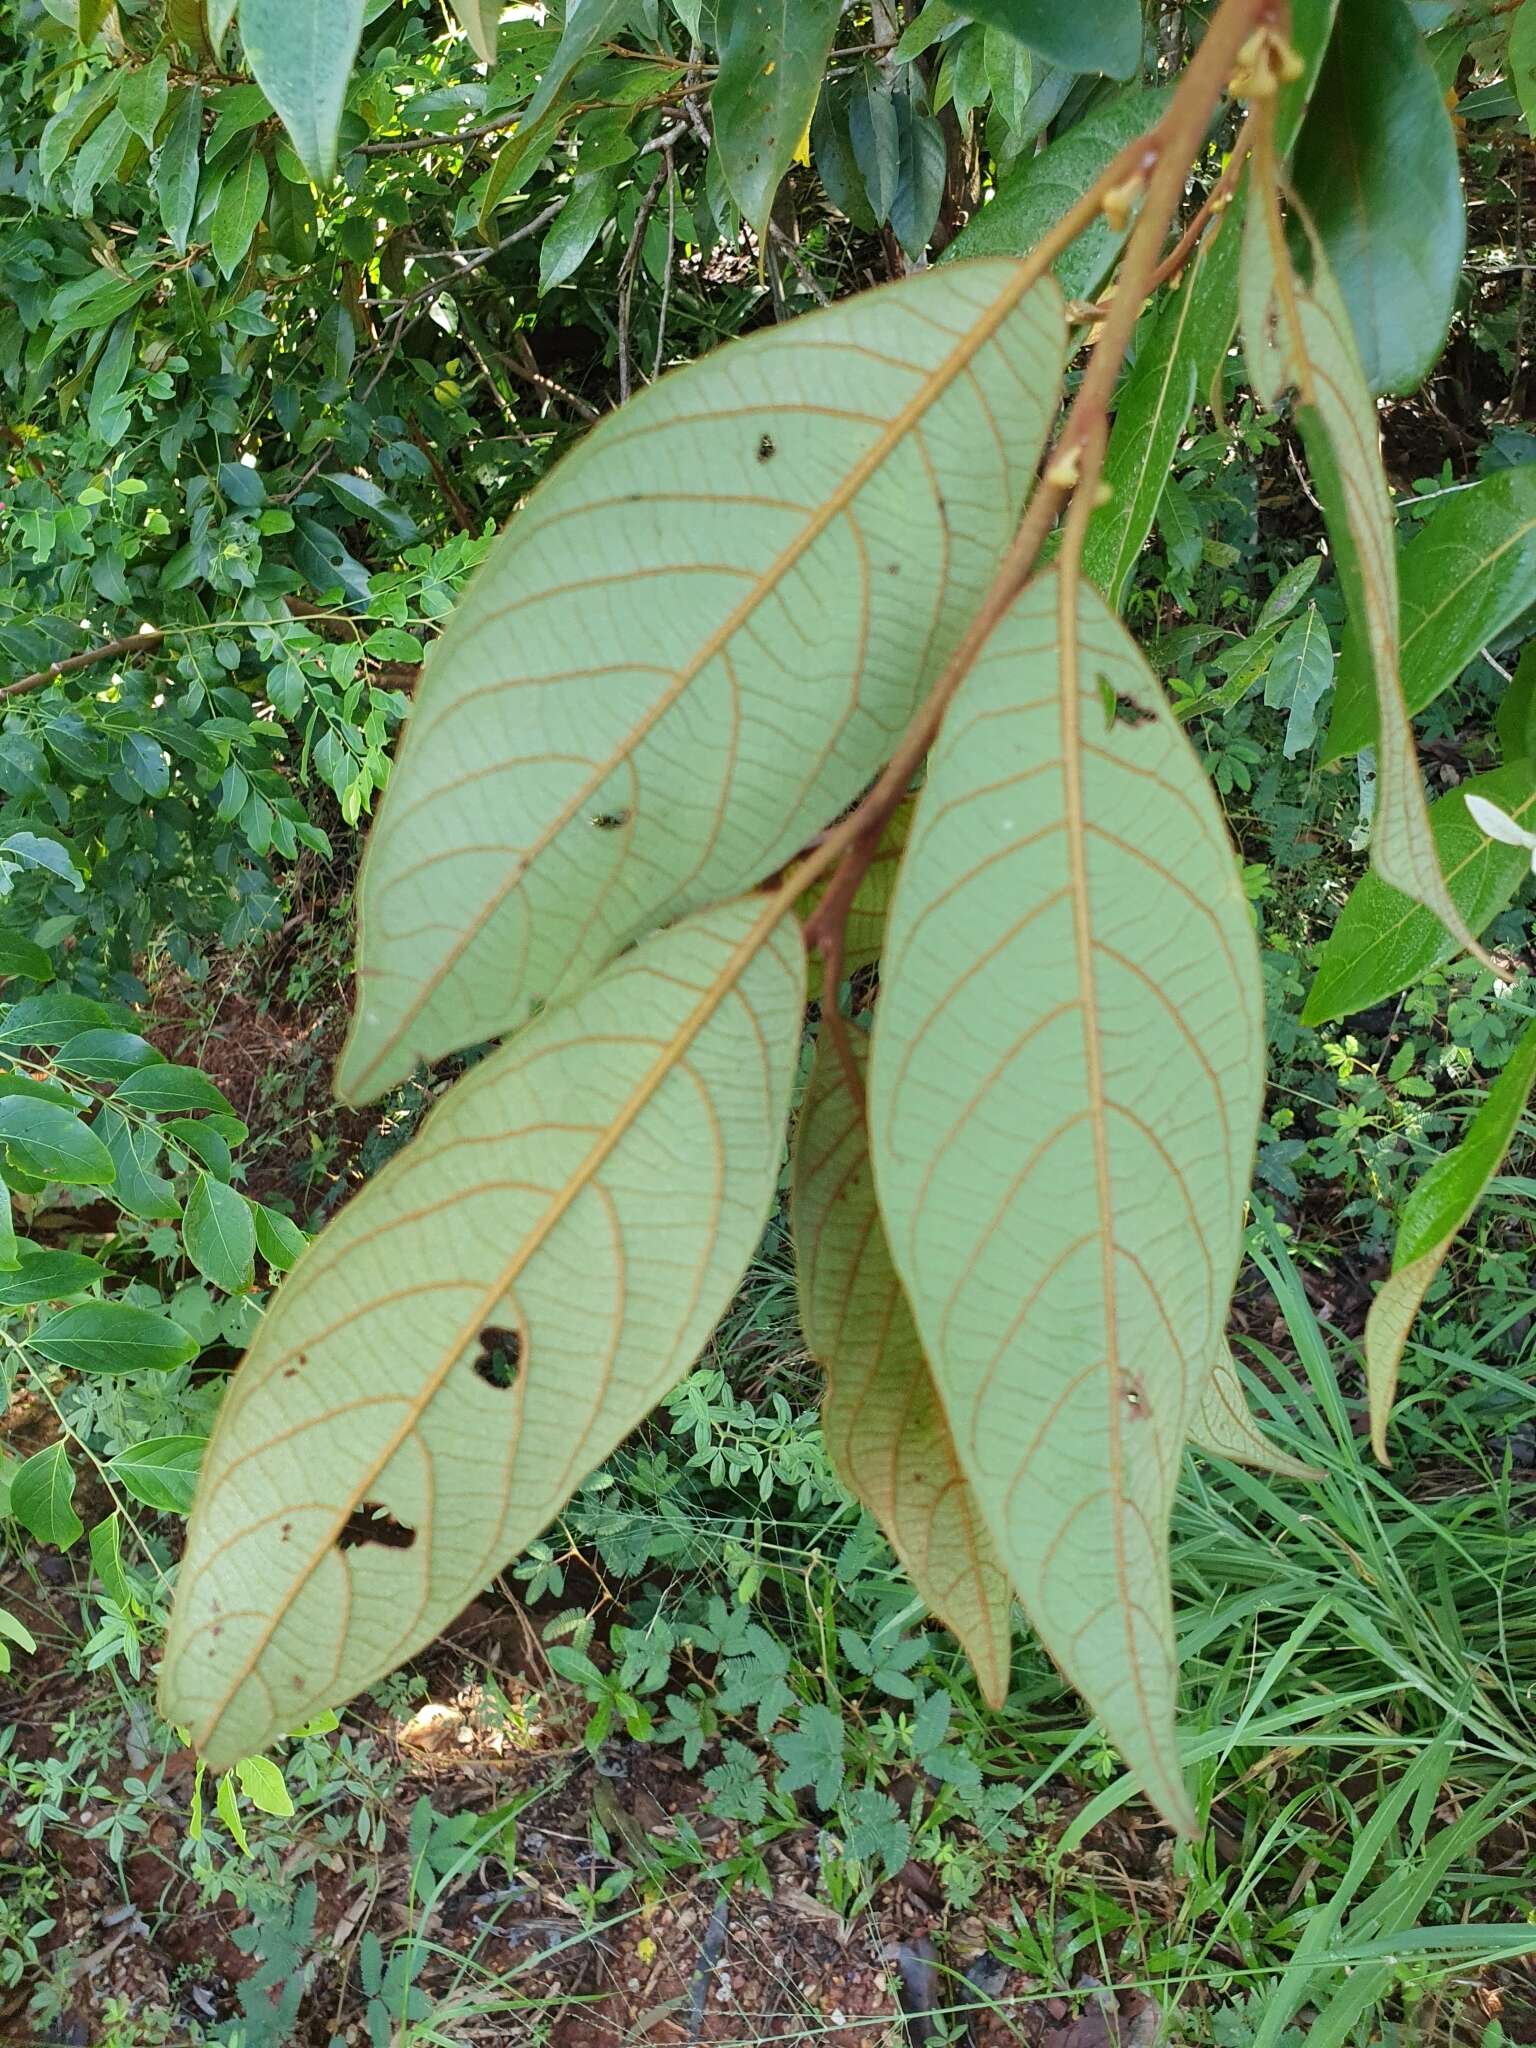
(960, 0), (1141, 80)
(522, 0), (631, 126)
(155, 86), (202, 257)
(1292, 0), (1464, 395)
(446, 0), (499, 62)
(888, 91), (947, 263)
(714, 0), (842, 242)
(1322, 466), (1536, 762)
(868, 571), (1263, 1831)
(1241, 192), (1486, 966)
(1302, 765), (1534, 1026)
(1189, 1343), (1324, 1482)
(210, 151), (269, 279)
(1365, 1018), (1536, 1459)
(160, 899), (804, 1764)
(942, 87), (1169, 301)
(338, 263), (1066, 1102)
(792, 1027), (1014, 1707)
(1083, 213), (1238, 608)
(238, 0), (365, 185)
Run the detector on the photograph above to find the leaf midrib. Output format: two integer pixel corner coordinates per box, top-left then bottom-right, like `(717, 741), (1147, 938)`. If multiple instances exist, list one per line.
(189, 896), (795, 1748)
(346, 271), (1061, 1098)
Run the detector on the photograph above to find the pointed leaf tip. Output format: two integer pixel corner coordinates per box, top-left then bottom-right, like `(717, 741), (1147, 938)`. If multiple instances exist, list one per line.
(793, 1026), (1014, 1707)
(162, 899), (804, 1763)
(869, 570), (1262, 1832)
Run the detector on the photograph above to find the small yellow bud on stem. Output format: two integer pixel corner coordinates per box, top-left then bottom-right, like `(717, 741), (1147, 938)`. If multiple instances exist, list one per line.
(1231, 25), (1305, 99)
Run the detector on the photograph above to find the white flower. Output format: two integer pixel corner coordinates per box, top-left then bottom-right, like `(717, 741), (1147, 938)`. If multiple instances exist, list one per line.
(1465, 792), (1536, 873)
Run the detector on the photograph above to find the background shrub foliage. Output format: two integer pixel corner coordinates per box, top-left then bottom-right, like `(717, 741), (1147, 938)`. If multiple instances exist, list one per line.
(4, 0), (1536, 2031)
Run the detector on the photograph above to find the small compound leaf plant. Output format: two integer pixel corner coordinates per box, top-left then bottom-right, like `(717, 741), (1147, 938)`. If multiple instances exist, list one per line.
(158, 0), (1522, 1832)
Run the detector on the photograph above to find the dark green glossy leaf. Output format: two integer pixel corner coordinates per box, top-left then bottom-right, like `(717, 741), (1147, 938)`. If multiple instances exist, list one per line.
(11, 1443), (82, 1550)
(1366, 1017), (1536, 1455)
(253, 1202), (307, 1272)
(113, 1064), (233, 1115)
(121, 57), (171, 146)
(848, 70), (899, 226)
(319, 471), (419, 542)
(523, 0), (631, 127)
(0, 995), (112, 1048)
(0, 1245), (106, 1306)
(55, 1029), (163, 1083)
(239, 0), (364, 184)
(714, 0), (841, 240)
(942, 86), (1168, 300)
(109, 1435), (208, 1514)
(811, 85), (878, 232)
(183, 1173), (256, 1293)
(888, 93), (946, 260)
(210, 149), (269, 277)
(1323, 465), (1536, 761)
(31, 1301), (200, 1374)
(1292, 0), (1464, 395)
(1302, 764), (1534, 1025)
(0, 934), (55, 982)
(537, 170), (616, 292)
(97, 1108), (179, 1220)
(1496, 643), (1536, 763)
(0, 1100), (114, 1185)
(960, 0), (1141, 80)
(477, 106), (563, 234)
(1084, 207), (1239, 607)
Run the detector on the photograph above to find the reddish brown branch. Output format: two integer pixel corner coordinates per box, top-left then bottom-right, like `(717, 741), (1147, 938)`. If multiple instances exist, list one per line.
(800, 0), (1283, 1006)
(4, 629), (166, 700)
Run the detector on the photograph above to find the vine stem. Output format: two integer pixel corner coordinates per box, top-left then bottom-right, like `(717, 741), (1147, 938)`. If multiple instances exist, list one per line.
(799, 0), (1281, 1003)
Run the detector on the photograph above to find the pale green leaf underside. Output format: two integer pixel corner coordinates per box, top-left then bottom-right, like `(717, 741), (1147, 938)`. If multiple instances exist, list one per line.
(1190, 1343), (1323, 1483)
(1365, 1016), (1536, 1458)
(340, 263), (1066, 1101)
(869, 570), (1263, 1831)
(1292, 266), (1481, 959)
(160, 899), (804, 1764)
(1242, 197), (1483, 964)
(792, 1027), (1014, 1707)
